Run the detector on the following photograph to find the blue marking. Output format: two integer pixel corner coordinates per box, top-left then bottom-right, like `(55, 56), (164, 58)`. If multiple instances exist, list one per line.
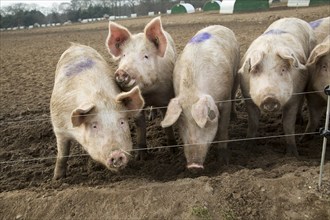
(65, 58), (95, 76)
(189, 32), (212, 44)
(309, 19), (323, 30)
(263, 29), (288, 35)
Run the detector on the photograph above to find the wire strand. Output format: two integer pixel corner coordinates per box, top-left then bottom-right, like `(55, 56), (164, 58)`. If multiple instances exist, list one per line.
(0, 90), (324, 125)
(0, 131), (319, 166)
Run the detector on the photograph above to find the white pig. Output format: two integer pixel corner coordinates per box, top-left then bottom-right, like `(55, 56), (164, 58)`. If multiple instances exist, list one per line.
(301, 36), (330, 141)
(309, 17), (330, 43)
(239, 17), (316, 157)
(105, 17), (177, 158)
(161, 25), (240, 169)
(50, 43), (145, 180)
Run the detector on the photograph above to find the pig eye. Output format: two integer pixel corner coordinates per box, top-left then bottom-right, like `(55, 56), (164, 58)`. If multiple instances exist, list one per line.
(91, 122), (98, 129)
(144, 55), (149, 59)
(119, 119), (127, 128)
(280, 66), (288, 75)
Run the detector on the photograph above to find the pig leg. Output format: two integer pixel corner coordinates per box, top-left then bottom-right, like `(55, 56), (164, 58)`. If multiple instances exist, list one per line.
(295, 97), (305, 126)
(147, 107), (158, 121)
(53, 135), (71, 180)
(216, 101), (232, 165)
(160, 108), (177, 152)
(299, 94), (325, 142)
(282, 97), (301, 157)
(134, 112), (147, 160)
(246, 99), (261, 144)
(230, 74), (239, 121)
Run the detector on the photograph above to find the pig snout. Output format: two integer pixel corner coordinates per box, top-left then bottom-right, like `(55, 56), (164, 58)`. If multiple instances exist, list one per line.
(187, 163), (204, 170)
(114, 69), (135, 88)
(108, 150), (128, 169)
(260, 96), (281, 112)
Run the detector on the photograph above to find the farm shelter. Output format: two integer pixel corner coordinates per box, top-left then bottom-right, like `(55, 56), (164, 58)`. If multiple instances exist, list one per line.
(171, 2), (195, 14)
(203, 0), (222, 11)
(220, 0), (270, 14)
(1, 5), (330, 220)
(288, 0), (330, 7)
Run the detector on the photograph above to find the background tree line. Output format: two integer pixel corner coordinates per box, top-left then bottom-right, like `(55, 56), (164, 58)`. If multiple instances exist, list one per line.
(0, 0), (207, 29)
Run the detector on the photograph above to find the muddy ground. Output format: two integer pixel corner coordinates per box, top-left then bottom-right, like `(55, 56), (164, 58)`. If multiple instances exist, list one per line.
(1, 5), (330, 220)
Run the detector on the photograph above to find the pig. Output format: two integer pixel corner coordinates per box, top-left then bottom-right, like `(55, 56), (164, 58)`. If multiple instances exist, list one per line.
(161, 25), (240, 169)
(300, 36), (330, 142)
(239, 17), (316, 157)
(50, 43), (145, 180)
(309, 17), (330, 43)
(105, 17), (177, 158)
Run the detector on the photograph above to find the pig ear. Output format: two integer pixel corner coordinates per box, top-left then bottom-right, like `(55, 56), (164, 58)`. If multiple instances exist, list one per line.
(144, 16), (167, 57)
(277, 48), (306, 70)
(116, 86), (145, 117)
(238, 51), (263, 74)
(106, 21), (131, 58)
(191, 95), (218, 129)
(71, 103), (95, 127)
(249, 51), (264, 73)
(161, 98), (182, 128)
(306, 43), (329, 67)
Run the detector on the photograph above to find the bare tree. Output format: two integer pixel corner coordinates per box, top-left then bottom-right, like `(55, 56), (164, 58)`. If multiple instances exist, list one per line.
(97, 0), (112, 7)
(127, 0), (140, 13)
(59, 2), (71, 14)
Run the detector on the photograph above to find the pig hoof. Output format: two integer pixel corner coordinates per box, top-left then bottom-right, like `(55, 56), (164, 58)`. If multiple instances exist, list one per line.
(285, 147), (299, 158)
(298, 134), (313, 143)
(245, 140), (257, 150)
(53, 166), (67, 180)
(53, 172), (66, 180)
(135, 150), (148, 161)
(216, 148), (230, 165)
(230, 110), (238, 121)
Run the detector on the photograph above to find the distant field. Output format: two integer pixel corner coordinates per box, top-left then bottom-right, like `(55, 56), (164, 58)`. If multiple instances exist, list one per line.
(1, 5), (329, 220)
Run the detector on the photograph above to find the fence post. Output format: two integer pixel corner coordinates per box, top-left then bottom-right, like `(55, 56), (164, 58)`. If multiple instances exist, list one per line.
(319, 85), (330, 188)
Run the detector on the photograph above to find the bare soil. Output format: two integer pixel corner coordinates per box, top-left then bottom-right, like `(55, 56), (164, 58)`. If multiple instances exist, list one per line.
(1, 5), (330, 220)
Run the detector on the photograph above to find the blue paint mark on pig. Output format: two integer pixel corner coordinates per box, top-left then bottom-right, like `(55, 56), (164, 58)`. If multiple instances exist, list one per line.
(263, 29), (288, 35)
(189, 32), (212, 44)
(309, 19), (323, 30)
(65, 58), (95, 76)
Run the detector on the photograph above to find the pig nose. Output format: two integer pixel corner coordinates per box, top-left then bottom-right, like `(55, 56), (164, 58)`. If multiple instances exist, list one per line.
(261, 96), (281, 112)
(108, 150), (127, 168)
(115, 70), (131, 85)
(187, 163), (204, 170)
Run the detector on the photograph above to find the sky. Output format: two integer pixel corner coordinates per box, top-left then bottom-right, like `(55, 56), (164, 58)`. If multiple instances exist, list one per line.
(0, 0), (71, 8)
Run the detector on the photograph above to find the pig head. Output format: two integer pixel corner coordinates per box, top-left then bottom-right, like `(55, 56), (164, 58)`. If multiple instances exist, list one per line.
(306, 36), (330, 101)
(161, 95), (219, 169)
(239, 47), (307, 113)
(105, 17), (177, 159)
(70, 86), (144, 172)
(105, 16), (176, 95)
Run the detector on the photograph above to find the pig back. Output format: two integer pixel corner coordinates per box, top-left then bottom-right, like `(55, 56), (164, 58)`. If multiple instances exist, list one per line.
(51, 44), (119, 128)
(53, 44), (119, 95)
(310, 17), (330, 44)
(263, 18), (316, 56)
(175, 25), (239, 99)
